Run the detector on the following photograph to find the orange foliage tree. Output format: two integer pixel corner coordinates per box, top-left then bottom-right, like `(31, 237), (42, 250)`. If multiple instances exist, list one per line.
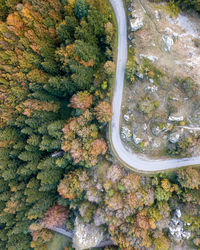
(94, 101), (112, 123)
(68, 91), (93, 110)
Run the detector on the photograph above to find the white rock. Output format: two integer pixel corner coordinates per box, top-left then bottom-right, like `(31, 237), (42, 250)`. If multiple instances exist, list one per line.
(128, 34), (133, 40)
(165, 27), (173, 34)
(149, 79), (154, 84)
(136, 72), (144, 79)
(73, 217), (104, 250)
(146, 85), (158, 93)
(121, 127), (132, 141)
(132, 131), (143, 145)
(143, 123), (148, 131)
(145, 85), (158, 93)
(176, 209), (181, 218)
(171, 97), (179, 101)
(182, 231), (191, 239)
(169, 209), (192, 242)
(155, 10), (161, 21)
(140, 54), (158, 62)
(177, 14), (199, 38)
(152, 140), (161, 148)
(168, 116), (184, 122)
(162, 35), (174, 51)
(169, 132), (180, 143)
(130, 17), (144, 32)
(131, 10), (137, 19)
(124, 114), (130, 122)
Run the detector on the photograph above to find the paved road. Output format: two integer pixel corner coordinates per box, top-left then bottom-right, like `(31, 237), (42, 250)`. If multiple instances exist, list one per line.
(109, 0), (200, 173)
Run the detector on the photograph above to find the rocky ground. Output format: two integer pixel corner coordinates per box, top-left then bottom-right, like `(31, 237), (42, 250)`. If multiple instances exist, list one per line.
(121, 0), (200, 158)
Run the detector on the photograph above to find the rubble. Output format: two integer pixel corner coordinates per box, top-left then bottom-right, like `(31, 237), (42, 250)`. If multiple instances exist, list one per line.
(73, 217), (104, 250)
(169, 209), (191, 243)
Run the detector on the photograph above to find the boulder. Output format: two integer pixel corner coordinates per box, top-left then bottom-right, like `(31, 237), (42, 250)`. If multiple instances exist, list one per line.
(162, 35), (174, 51)
(130, 17), (144, 32)
(168, 116), (184, 122)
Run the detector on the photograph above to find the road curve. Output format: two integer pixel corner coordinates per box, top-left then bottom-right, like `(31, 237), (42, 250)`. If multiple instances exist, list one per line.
(109, 0), (200, 173)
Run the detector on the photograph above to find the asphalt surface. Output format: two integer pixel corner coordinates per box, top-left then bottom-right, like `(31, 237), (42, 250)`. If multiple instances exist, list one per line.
(109, 0), (200, 172)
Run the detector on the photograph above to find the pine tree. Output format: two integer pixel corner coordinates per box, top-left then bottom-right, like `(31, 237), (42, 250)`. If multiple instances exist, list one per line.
(74, 0), (88, 19)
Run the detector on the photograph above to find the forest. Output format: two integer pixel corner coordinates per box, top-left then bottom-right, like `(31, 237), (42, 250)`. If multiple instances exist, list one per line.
(0, 0), (200, 249)
(0, 0), (114, 248)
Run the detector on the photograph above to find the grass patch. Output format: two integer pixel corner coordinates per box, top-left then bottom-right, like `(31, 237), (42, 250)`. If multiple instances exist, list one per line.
(47, 233), (71, 250)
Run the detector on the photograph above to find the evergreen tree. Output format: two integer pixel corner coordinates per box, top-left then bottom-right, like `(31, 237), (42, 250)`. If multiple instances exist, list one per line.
(75, 0), (88, 19)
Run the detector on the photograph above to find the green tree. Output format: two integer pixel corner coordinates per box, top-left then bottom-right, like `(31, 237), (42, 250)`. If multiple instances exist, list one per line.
(0, 0), (8, 20)
(155, 186), (172, 201)
(56, 16), (78, 44)
(75, 0), (88, 19)
(177, 167), (200, 189)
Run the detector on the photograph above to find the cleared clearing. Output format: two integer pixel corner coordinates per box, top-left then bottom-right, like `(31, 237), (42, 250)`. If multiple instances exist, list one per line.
(121, 0), (200, 159)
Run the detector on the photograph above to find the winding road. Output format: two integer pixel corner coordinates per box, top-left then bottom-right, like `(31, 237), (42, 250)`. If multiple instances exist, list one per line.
(109, 0), (200, 173)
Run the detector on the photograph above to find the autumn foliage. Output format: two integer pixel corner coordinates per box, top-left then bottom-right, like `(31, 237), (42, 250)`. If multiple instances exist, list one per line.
(94, 101), (112, 123)
(29, 223), (53, 249)
(41, 204), (69, 229)
(23, 99), (60, 116)
(68, 91), (93, 110)
(62, 102), (108, 166)
(57, 170), (83, 200)
(0, 0), (115, 248)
